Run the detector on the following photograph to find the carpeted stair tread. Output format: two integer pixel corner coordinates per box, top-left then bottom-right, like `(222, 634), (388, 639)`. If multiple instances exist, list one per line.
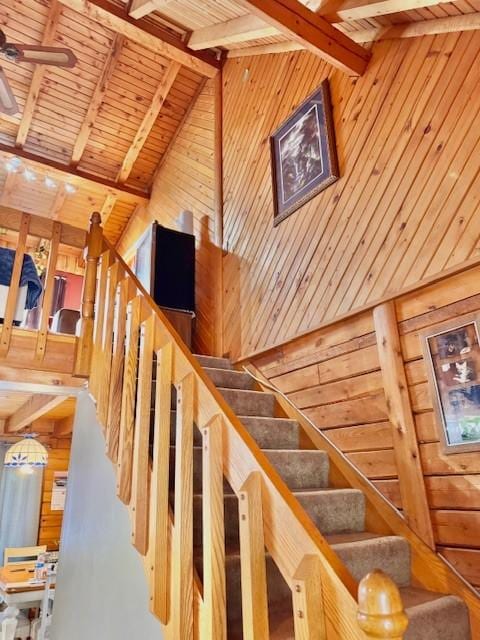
(204, 367), (255, 390)
(264, 449), (329, 489)
(219, 387), (276, 417)
(195, 354), (233, 370)
(328, 533), (411, 586)
(294, 488), (365, 533)
(400, 587), (471, 640)
(239, 416), (301, 449)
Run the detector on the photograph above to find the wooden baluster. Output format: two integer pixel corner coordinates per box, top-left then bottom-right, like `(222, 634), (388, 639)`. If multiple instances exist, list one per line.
(202, 415), (227, 640)
(105, 277), (136, 463)
(171, 372), (195, 640)
(75, 211), (103, 377)
(292, 555), (326, 640)
(131, 310), (154, 555)
(149, 340), (173, 623)
(117, 295), (142, 504)
(35, 221), (61, 361)
(0, 212), (30, 356)
(97, 261), (123, 426)
(238, 471), (270, 640)
(357, 570), (408, 639)
(89, 249), (113, 401)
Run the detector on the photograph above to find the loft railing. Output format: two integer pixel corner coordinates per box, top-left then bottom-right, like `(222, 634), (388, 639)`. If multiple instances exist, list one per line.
(0, 208), (86, 375)
(77, 212), (408, 640)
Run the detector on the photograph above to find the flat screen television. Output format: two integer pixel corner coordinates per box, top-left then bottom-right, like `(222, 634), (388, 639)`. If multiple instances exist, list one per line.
(134, 222), (195, 313)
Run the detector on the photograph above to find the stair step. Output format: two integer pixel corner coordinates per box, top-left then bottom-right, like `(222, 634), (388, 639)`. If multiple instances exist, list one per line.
(296, 489), (365, 534)
(219, 387), (276, 417)
(401, 587), (471, 640)
(240, 416), (301, 449)
(205, 367), (255, 390)
(327, 532), (411, 586)
(264, 449), (329, 489)
(195, 354), (233, 370)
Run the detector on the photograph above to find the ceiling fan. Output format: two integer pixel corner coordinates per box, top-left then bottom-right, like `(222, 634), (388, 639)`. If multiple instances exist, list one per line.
(0, 29), (78, 116)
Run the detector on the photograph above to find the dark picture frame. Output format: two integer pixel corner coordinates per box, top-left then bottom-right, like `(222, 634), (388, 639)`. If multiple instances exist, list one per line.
(270, 79), (339, 226)
(421, 313), (480, 454)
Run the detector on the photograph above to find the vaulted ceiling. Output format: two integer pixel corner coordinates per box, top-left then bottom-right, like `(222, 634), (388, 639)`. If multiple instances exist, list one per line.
(0, 0), (478, 245)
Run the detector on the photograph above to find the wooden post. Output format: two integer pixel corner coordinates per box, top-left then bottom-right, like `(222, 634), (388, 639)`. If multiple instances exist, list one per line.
(213, 70), (224, 358)
(202, 415), (227, 640)
(292, 555), (326, 640)
(74, 212), (103, 377)
(238, 471), (270, 640)
(357, 570), (408, 639)
(373, 301), (435, 549)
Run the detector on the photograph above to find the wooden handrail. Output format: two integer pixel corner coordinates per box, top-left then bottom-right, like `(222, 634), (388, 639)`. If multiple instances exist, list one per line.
(357, 570), (408, 639)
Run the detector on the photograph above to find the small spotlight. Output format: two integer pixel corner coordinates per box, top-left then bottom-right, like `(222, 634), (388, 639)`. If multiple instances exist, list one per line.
(5, 157), (22, 173)
(64, 183), (76, 194)
(24, 168), (36, 182)
(45, 176), (57, 189)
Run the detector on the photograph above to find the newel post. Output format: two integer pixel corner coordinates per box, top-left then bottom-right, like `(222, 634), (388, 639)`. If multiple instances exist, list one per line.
(74, 212), (104, 377)
(357, 570), (408, 640)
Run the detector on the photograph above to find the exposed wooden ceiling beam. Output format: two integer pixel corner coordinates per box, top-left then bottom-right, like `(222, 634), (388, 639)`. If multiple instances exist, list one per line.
(71, 34), (125, 165)
(0, 206), (87, 248)
(99, 192), (118, 226)
(235, 0), (369, 75)
(188, 15), (279, 50)
(0, 145), (149, 203)
(50, 184), (68, 220)
(16, 1), (62, 147)
(117, 60), (181, 183)
(129, 0), (172, 20)
(227, 10), (480, 57)
(312, 0), (452, 22)
(6, 394), (69, 433)
(56, 0), (220, 78)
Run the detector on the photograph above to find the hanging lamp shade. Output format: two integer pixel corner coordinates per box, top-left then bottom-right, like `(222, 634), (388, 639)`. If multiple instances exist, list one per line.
(4, 434), (48, 468)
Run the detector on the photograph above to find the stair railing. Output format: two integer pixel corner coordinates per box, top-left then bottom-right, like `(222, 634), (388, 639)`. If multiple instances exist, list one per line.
(76, 213), (407, 640)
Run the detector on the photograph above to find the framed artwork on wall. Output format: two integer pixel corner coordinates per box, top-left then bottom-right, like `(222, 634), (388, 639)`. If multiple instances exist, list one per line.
(270, 79), (339, 226)
(422, 313), (480, 454)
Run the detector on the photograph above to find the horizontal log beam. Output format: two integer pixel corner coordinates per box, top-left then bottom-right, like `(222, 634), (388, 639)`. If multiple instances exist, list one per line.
(189, 15), (279, 50)
(129, 0), (172, 20)
(56, 0), (221, 78)
(6, 394), (70, 433)
(235, 0), (370, 75)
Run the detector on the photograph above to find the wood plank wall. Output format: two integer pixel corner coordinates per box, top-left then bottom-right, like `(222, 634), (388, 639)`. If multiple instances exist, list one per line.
(117, 80), (219, 355)
(222, 31), (480, 361)
(38, 439), (71, 550)
(252, 265), (480, 592)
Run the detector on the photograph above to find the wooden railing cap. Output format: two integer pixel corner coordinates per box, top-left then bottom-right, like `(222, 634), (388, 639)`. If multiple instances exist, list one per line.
(357, 570), (408, 639)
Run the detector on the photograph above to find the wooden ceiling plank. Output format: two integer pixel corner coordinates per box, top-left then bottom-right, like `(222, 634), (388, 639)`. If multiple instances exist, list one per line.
(129, 0), (172, 20)
(235, 0), (370, 75)
(15, 1), (63, 148)
(53, 414), (74, 436)
(188, 15), (279, 50)
(6, 394), (69, 433)
(314, 0), (454, 22)
(51, 185), (68, 220)
(0, 145), (149, 203)
(71, 34), (125, 165)
(56, 0), (220, 78)
(0, 206), (87, 247)
(117, 60), (181, 183)
(0, 173), (19, 207)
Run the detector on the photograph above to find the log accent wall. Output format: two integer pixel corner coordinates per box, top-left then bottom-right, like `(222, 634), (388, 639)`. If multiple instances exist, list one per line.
(222, 31), (480, 361)
(117, 79), (219, 355)
(38, 439), (71, 550)
(250, 265), (480, 592)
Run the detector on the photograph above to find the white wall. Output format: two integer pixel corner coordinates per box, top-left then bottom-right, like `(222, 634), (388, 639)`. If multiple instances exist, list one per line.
(50, 391), (163, 640)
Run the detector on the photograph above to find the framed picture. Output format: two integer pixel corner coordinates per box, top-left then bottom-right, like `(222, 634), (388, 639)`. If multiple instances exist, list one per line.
(270, 79), (339, 226)
(422, 314), (480, 454)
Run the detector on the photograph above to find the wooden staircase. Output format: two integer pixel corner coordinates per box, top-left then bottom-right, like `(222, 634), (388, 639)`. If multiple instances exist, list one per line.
(76, 213), (480, 640)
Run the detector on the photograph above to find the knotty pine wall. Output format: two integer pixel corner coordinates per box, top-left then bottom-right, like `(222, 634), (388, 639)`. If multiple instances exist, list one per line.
(222, 31), (480, 361)
(117, 80), (219, 355)
(38, 439), (71, 550)
(251, 265), (480, 591)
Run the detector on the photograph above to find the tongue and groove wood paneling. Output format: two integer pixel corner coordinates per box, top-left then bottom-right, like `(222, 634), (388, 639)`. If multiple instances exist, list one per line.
(250, 265), (480, 593)
(221, 31), (480, 361)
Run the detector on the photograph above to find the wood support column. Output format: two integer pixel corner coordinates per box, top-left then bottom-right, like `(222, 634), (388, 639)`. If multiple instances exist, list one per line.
(214, 71), (224, 357)
(373, 301), (435, 549)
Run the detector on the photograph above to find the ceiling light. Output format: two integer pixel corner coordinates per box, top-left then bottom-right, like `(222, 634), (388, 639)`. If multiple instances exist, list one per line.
(64, 183), (76, 194)
(24, 168), (36, 182)
(5, 156), (22, 173)
(44, 176), (57, 189)
(4, 434), (48, 469)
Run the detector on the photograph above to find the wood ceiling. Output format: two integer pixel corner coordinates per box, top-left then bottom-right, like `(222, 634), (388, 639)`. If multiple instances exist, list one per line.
(0, 0), (479, 245)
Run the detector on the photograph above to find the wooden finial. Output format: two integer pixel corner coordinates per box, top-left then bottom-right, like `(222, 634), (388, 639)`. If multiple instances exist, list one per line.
(357, 570), (408, 639)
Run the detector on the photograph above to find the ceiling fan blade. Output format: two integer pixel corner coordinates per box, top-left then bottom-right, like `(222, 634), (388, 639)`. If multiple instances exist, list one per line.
(13, 45), (77, 68)
(0, 68), (19, 116)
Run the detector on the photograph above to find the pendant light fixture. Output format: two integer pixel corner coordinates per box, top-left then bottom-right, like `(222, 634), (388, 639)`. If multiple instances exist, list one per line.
(4, 434), (48, 471)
